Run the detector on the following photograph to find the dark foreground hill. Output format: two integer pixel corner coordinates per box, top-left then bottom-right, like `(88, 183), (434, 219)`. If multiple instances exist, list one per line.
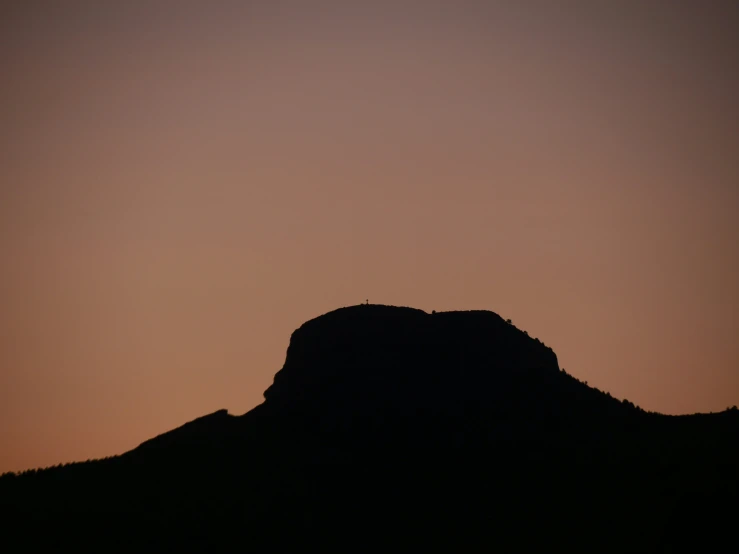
(1, 305), (737, 552)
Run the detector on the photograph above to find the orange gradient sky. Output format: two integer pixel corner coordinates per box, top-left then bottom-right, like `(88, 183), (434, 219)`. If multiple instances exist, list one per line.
(1, 1), (738, 473)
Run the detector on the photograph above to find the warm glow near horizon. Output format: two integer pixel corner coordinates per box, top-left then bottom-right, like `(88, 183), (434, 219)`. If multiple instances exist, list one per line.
(1, 1), (738, 473)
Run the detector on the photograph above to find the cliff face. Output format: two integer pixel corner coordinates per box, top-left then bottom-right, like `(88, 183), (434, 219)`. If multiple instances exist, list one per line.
(259, 305), (623, 448)
(264, 305), (558, 406)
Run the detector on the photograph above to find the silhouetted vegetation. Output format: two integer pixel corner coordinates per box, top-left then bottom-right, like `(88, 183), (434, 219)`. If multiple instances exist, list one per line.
(0, 305), (736, 551)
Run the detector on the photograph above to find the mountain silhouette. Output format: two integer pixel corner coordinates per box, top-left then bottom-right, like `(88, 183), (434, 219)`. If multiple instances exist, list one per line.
(1, 304), (737, 551)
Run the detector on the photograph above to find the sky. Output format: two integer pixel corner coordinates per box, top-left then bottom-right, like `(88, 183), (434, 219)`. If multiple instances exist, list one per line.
(1, 1), (737, 473)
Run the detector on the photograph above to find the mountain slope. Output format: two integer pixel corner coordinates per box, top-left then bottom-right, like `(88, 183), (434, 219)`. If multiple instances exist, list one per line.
(1, 304), (737, 551)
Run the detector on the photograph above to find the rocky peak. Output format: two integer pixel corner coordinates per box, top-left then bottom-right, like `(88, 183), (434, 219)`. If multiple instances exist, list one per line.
(262, 305), (562, 423)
